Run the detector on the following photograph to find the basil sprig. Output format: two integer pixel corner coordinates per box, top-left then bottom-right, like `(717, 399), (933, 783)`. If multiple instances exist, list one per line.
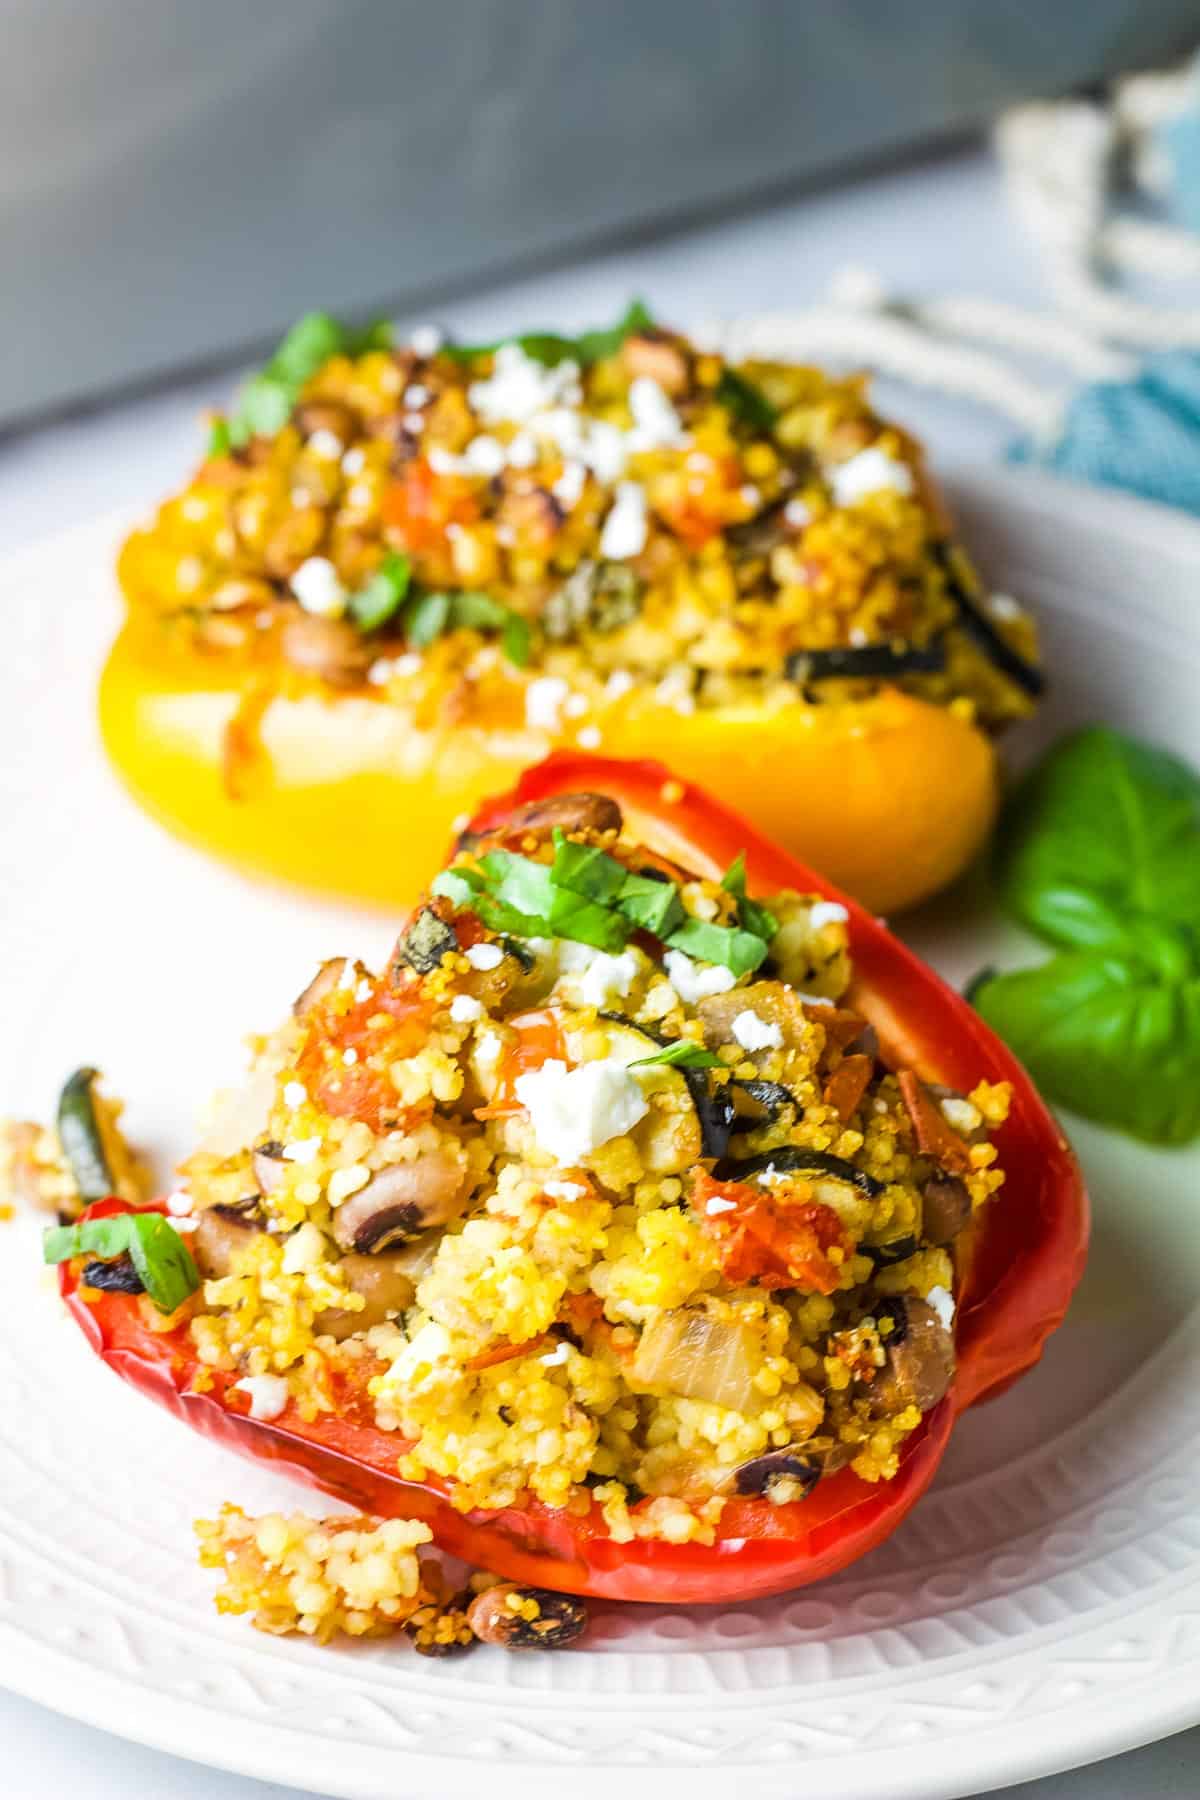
(210, 310), (392, 453)
(443, 300), (655, 369)
(44, 1213), (200, 1313)
(433, 828), (775, 974)
(347, 552), (412, 632)
(404, 590), (531, 666)
(971, 728), (1200, 1145)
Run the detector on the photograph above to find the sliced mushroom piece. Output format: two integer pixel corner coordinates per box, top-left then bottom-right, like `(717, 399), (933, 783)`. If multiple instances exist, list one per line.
(313, 1250), (419, 1341)
(465, 1583), (587, 1650)
(192, 1198), (267, 1280)
(621, 331), (690, 394)
(733, 1449), (821, 1504)
(921, 1174), (972, 1245)
(870, 1295), (955, 1415)
(332, 1154), (471, 1253)
(281, 614), (372, 688)
(698, 982), (811, 1057)
(292, 958), (347, 1018)
(460, 791), (623, 855)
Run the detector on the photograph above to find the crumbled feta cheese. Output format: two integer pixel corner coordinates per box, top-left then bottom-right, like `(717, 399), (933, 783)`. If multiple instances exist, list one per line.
(355, 978), (373, 1002)
(543, 1179), (587, 1202)
(403, 412), (425, 434)
(605, 668), (635, 701)
(342, 1048), (359, 1065)
(307, 428), (343, 460)
(346, 482), (373, 509)
(290, 556), (346, 617)
(525, 675), (570, 731)
(599, 482), (648, 559)
(232, 1375), (290, 1421)
(795, 991), (834, 1008)
(808, 901), (850, 929)
(552, 459), (587, 508)
(829, 447), (915, 507)
(540, 1340), (571, 1366)
(282, 1081), (307, 1109)
(514, 1058), (649, 1162)
(927, 1285), (956, 1330)
(582, 419), (629, 485)
(507, 430), (538, 468)
(337, 960), (359, 989)
(282, 1136), (322, 1165)
(341, 446), (366, 475)
(367, 658), (395, 686)
(393, 652), (422, 677)
(403, 383), (430, 408)
(462, 434), (507, 478)
(165, 1189), (192, 1215)
(563, 691), (590, 718)
(941, 1096), (982, 1135)
(740, 485), (762, 507)
(577, 725), (602, 749)
(390, 1318), (453, 1387)
(449, 993), (484, 1023)
(409, 324), (443, 356)
(426, 446), (461, 476)
(470, 343), (581, 425)
(988, 592), (1022, 621)
(628, 377), (686, 451)
(558, 945), (641, 1010)
(474, 1029), (503, 1066)
(705, 1195), (738, 1216)
(731, 1009), (784, 1052)
(465, 941), (504, 971)
(849, 626), (869, 647)
(663, 950), (738, 1004)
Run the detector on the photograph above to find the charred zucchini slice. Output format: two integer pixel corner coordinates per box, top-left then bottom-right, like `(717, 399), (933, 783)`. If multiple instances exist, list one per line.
(56, 1067), (118, 1203)
(713, 1144), (884, 1198)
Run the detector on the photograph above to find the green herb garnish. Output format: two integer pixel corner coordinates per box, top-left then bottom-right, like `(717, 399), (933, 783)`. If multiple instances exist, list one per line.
(43, 1213), (200, 1314)
(213, 310), (392, 451)
(631, 1040), (723, 1071)
(443, 300), (655, 369)
(666, 917), (772, 977)
(402, 590), (531, 666)
(347, 552), (412, 633)
(715, 367), (776, 432)
(614, 871), (686, 938)
(551, 831), (629, 905)
(971, 727), (1200, 1145)
(720, 853), (779, 943)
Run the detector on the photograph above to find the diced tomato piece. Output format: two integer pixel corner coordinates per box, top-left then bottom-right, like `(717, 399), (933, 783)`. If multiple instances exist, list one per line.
(692, 1170), (852, 1294)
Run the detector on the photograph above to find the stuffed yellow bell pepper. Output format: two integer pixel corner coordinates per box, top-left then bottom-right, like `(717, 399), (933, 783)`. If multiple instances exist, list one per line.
(103, 305), (1042, 913)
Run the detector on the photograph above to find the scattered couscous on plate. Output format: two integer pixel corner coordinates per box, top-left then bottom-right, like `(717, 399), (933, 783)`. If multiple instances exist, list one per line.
(103, 306), (1043, 913)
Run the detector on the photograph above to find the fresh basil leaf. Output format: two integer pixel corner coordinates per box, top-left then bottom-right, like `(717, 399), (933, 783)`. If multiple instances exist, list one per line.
(501, 613), (532, 668)
(972, 947), (1200, 1146)
(444, 299), (655, 369)
(631, 1040), (723, 1071)
(719, 853), (778, 942)
(207, 416), (232, 458)
(546, 889), (632, 952)
(667, 917), (770, 976)
(227, 311), (391, 448)
(715, 367), (776, 432)
(479, 849), (558, 919)
(998, 727), (1200, 946)
(347, 552), (412, 632)
(405, 591), (453, 647)
(617, 871), (686, 938)
(551, 831), (628, 904)
(430, 869), (480, 907)
(43, 1213), (200, 1313)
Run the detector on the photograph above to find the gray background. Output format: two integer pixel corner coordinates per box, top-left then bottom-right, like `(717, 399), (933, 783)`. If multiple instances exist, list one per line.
(2, 0), (1197, 426)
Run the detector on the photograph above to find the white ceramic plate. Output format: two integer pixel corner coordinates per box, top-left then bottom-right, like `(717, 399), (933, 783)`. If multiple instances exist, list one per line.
(2, 467), (1199, 1800)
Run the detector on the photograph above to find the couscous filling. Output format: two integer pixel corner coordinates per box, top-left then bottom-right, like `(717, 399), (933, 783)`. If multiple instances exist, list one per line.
(119, 790), (1014, 1545)
(118, 309), (1041, 748)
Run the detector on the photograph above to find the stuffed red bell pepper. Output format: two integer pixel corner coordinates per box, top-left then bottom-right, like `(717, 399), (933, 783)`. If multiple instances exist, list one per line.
(44, 754), (1087, 1606)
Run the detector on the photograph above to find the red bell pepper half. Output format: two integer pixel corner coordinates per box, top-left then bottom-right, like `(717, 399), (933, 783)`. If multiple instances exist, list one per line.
(57, 753), (1088, 1604)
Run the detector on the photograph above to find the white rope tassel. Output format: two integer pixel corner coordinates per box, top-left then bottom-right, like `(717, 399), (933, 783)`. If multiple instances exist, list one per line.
(709, 304), (1062, 438)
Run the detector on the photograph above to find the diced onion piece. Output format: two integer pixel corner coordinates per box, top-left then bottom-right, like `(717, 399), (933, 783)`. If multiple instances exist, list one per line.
(631, 1309), (760, 1412)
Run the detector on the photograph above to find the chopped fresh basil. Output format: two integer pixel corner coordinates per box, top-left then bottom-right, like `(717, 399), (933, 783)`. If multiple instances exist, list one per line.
(444, 299), (655, 369)
(405, 591), (453, 648)
(715, 367), (776, 432)
(971, 727), (1200, 1145)
(43, 1212), (200, 1314)
(720, 853), (779, 943)
(631, 1040), (723, 1071)
(221, 311), (392, 450)
(430, 869), (480, 908)
(551, 831), (628, 904)
(403, 589), (531, 665)
(667, 916), (771, 976)
(616, 871), (686, 938)
(207, 416), (232, 458)
(347, 552), (412, 632)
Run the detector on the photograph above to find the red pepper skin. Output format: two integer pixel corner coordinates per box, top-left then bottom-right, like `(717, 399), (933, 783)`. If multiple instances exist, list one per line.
(58, 755), (1087, 1603)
